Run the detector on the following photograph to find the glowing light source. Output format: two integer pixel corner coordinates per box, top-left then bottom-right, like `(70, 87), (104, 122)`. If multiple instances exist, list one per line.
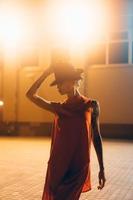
(0, 100), (4, 107)
(0, 6), (25, 51)
(44, 0), (107, 49)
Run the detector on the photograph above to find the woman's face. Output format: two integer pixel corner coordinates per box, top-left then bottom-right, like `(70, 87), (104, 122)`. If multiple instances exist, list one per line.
(57, 80), (75, 95)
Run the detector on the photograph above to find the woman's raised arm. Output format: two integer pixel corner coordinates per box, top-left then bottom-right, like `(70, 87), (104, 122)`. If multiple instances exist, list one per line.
(26, 66), (55, 113)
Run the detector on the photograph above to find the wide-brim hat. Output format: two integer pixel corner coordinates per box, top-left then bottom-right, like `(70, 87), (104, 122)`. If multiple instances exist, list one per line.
(50, 63), (84, 86)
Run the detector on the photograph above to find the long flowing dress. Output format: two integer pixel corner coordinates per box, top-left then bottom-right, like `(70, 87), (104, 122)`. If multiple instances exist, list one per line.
(42, 95), (93, 200)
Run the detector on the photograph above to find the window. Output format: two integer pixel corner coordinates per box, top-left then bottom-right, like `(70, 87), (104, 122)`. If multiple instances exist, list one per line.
(87, 43), (106, 65)
(109, 42), (128, 64)
(109, 31), (128, 40)
(128, 15), (133, 29)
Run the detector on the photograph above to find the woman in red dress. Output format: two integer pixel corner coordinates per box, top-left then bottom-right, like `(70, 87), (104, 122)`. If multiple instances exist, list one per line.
(26, 63), (106, 200)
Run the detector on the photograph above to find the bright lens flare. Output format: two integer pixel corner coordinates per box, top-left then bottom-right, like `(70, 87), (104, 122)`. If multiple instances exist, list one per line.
(0, 7), (23, 50)
(45, 1), (107, 48)
(53, 4), (89, 45)
(0, 100), (4, 107)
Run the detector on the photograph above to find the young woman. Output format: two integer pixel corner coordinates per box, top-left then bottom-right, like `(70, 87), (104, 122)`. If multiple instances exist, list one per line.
(26, 64), (106, 200)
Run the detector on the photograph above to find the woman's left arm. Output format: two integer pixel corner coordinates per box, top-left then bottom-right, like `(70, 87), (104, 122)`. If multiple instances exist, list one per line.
(91, 100), (106, 189)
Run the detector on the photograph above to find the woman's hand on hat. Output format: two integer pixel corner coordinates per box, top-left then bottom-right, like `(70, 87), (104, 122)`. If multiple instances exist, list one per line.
(42, 65), (54, 77)
(47, 65), (54, 74)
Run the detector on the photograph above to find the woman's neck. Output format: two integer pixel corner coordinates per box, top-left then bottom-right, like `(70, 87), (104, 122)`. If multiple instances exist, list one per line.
(67, 89), (80, 99)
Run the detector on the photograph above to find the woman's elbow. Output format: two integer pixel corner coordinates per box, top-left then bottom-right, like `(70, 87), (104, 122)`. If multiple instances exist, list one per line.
(26, 91), (34, 100)
(26, 91), (30, 98)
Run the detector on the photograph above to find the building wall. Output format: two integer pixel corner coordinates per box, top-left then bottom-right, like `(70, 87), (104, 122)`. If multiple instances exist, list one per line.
(86, 65), (133, 124)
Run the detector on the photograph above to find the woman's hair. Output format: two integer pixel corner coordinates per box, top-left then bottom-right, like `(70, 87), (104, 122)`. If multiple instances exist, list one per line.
(74, 79), (82, 88)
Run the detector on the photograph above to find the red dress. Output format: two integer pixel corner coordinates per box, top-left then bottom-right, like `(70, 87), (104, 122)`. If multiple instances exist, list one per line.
(42, 95), (92, 200)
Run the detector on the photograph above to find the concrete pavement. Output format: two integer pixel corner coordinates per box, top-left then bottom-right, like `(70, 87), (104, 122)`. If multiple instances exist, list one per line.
(0, 137), (133, 200)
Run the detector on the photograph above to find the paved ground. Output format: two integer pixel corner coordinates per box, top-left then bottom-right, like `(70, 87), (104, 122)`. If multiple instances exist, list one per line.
(0, 137), (133, 200)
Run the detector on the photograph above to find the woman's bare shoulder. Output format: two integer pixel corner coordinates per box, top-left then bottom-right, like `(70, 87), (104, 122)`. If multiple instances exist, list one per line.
(91, 99), (100, 117)
(91, 99), (100, 107)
